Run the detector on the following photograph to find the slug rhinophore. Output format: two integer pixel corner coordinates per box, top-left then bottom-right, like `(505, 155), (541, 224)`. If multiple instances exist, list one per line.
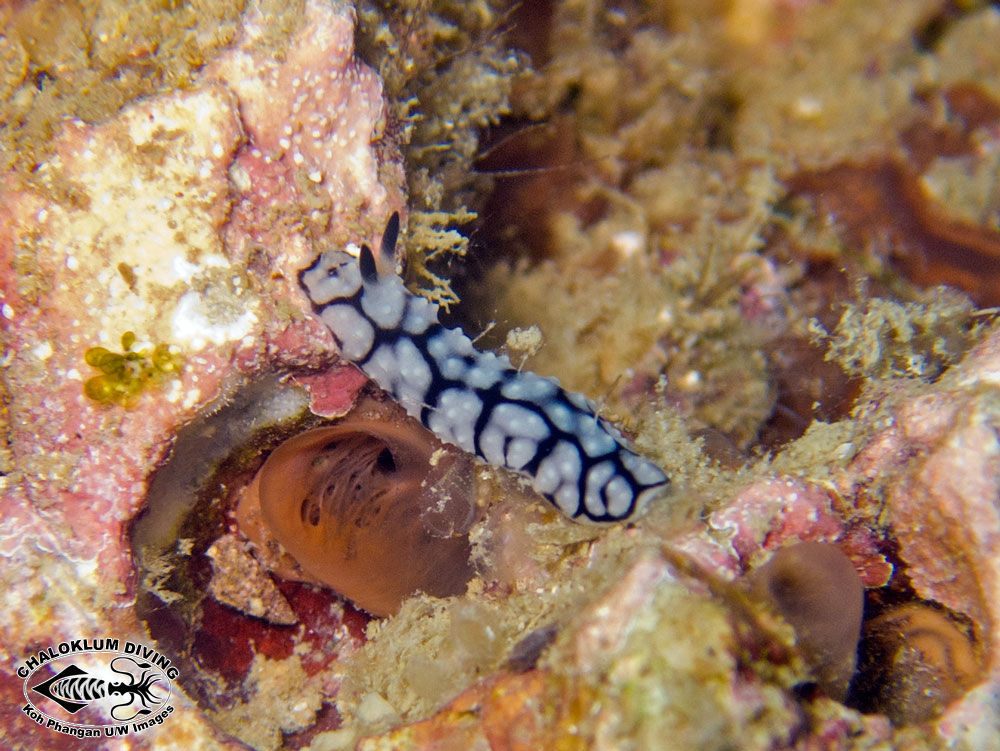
(299, 213), (669, 522)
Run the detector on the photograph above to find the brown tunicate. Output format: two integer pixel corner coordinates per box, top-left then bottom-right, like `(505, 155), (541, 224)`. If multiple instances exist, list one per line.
(744, 541), (864, 701)
(249, 403), (478, 616)
(852, 603), (981, 725)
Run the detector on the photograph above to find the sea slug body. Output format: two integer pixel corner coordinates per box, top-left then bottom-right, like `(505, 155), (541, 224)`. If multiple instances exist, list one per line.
(299, 214), (669, 522)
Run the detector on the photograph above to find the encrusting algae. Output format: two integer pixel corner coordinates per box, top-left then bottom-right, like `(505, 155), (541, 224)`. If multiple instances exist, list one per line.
(0, 0), (251, 177)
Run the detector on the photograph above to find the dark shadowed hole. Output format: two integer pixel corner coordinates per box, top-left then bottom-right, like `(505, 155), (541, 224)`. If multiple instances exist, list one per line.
(375, 447), (396, 473)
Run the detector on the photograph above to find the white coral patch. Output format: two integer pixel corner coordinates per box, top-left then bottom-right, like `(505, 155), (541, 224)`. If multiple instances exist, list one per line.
(172, 291), (258, 350)
(30, 85), (244, 349)
(32, 341), (54, 361)
(172, 253), (230, 284)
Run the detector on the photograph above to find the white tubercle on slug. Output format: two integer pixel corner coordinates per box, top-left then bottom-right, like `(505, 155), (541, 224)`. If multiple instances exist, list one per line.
(299, 213), (669, 522)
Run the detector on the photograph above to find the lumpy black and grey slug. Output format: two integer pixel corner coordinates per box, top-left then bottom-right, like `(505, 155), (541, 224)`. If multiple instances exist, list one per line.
(298, 213), (669, 522)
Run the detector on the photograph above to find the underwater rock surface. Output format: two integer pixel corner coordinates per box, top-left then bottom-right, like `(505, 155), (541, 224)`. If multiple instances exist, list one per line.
(1, 1), (1000, 750)
(0, 0), (400, 746)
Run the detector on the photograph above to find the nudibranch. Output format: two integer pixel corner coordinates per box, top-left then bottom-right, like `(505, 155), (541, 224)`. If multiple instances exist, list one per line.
(299, 213), (670, 522)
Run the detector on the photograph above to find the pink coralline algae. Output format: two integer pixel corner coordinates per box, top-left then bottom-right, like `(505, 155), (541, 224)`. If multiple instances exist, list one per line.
(0, 0), (401, 746)
(674, 477), (892, 588)
(833, 328), (1000, 741)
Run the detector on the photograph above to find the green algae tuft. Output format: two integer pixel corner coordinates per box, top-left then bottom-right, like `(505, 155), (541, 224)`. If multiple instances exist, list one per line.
(83, 330), (182, 406)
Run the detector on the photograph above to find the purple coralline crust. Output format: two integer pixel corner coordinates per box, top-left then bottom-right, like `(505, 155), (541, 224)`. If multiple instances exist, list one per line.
(672, 477), (892, 592)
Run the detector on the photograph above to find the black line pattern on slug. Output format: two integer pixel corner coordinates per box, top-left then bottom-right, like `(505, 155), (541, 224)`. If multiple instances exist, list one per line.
(299, 214), (669, 522)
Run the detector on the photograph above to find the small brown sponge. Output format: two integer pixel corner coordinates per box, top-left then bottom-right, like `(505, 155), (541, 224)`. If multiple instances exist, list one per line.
(744, 541), (864, 700)
(250, 406), (477, 616)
